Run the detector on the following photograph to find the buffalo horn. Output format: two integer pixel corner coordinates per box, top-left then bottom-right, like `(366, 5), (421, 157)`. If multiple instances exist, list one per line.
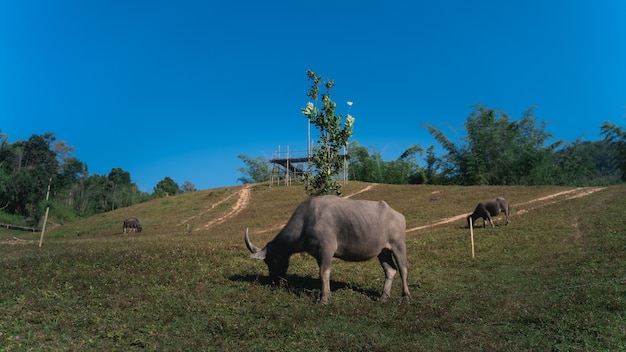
(244, 228), (261, 253)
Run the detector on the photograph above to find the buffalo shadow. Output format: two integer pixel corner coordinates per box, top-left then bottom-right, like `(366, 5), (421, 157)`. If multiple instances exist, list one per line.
(229, 273), (381, 303)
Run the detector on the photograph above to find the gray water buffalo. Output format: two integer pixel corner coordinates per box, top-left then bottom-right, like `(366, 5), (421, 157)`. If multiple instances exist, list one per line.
(244, 195), (411, 305)
(467, 197), (510, 228)
(123, 218), (142, 233)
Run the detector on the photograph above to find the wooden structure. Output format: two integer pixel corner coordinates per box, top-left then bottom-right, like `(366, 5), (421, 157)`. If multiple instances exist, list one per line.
(1, 222), (41, 232)
(269, 147), (309, 186)
(269, 146), (350, 187)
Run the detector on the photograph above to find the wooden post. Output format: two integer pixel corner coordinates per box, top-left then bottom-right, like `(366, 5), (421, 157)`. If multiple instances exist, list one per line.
(39, 207), (49, 248)
(469, 216), (475, 259)
(38, 178), (52, 248)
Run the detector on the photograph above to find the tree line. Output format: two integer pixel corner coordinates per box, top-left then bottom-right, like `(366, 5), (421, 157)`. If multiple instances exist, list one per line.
(239, 104), (625, 188)
(0, 131), (194, 226)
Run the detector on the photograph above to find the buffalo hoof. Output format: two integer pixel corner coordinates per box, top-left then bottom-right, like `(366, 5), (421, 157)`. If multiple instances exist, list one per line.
(317, 297), (331, 305)
(400, 295), (412, 304)
(379, 294), (411, 304)
(378, 294), (391, 303)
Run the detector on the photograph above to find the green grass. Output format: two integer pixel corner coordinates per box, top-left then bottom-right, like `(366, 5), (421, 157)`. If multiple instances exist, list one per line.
(1, 182), (625, 351)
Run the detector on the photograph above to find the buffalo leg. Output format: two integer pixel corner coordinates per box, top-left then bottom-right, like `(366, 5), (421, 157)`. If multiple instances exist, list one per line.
(317, 254), (333, 305)
(392, 248), (412, 302)
(377, 249), (397, 302)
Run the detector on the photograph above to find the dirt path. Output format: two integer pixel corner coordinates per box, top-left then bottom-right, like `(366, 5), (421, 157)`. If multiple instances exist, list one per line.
(345, 183), (378, 198)
(182, 185), (252, 232)
(199, 185), (252, 231)
(406, 187), (607, 233)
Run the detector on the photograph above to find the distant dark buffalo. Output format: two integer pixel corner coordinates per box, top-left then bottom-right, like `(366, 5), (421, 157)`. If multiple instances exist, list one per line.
(467, 197), (510, 228)
(123, 218), (142, 233)
(245, 195), (411, 305)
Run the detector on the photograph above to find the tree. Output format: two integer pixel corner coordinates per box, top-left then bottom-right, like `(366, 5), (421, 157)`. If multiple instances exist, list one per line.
(81, 174), (111, 214)
(103, 168), (132, 210)
(397, 145), (425, 184)
(0, 132), (153, 221)
(18, 133), (59, 176)
(600, 120), (626, 182)
(347, 141), (384, 183)
(301, 70), (354, 196)
(154, 176), (180, 197)
(0, 129), (9, 170)
(53, 140), (74, 164)
(424, 105), (561, 185)
(0, 133), (59, 222)
(237, 154), (270, 184)
(424, 145), (442, 184)
(552, 140), (621, 186)
(346, 141), (426, 184)
(181, 181), (196, 192)
(108, 168), (131, 186)
(57, 157), (87, 189)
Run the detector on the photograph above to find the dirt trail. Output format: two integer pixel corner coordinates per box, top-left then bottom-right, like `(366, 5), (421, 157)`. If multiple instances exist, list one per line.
(406, 187), (606, 233)
(407, 213), (469, 232)
(199, 185), (252, 231)
(345, 183), (378, 198)
(183, 185), (252, 232)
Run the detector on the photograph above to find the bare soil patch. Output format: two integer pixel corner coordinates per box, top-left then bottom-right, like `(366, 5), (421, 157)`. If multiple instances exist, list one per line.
(345, 183), (378, 198)
(182, 185), (252, 232)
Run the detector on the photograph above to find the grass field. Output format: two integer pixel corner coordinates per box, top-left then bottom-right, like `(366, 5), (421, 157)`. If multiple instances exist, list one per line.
(2, 182), (625, 351)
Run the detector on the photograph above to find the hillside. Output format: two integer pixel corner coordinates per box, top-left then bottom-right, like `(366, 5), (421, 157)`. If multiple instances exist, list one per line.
(7, 182), (609, 243)
(2, 182), (625, 351)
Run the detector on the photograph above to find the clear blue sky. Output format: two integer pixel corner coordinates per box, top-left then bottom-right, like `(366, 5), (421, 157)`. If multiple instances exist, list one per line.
(2, 1), (625, 191)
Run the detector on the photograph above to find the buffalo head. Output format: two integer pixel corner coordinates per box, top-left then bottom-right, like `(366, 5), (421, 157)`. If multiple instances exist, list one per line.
(245, 228), (289, 284)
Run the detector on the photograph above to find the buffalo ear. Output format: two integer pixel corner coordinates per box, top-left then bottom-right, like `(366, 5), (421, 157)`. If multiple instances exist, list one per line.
(250, 248), (266, 260)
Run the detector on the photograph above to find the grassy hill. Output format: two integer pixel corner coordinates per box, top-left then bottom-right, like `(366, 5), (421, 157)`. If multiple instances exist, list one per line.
(2, 182), (625, 351)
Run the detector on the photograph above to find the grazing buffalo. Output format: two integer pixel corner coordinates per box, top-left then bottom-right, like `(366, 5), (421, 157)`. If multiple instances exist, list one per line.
(123, 218), (142, 233)
(245, 195), (411, 305)
(467, 197), (510, 228)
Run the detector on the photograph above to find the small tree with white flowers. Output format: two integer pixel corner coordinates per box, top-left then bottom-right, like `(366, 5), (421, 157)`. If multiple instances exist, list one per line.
(301, 70), (354, 196)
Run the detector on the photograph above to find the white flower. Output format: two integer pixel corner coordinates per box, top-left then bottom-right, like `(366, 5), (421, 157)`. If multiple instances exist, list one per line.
(302, 102), (316, 116)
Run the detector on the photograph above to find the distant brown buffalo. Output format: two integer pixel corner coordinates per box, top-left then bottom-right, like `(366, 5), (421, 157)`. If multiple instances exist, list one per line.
(123, 218), (142, 233)
(467, 198), (510, 228)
